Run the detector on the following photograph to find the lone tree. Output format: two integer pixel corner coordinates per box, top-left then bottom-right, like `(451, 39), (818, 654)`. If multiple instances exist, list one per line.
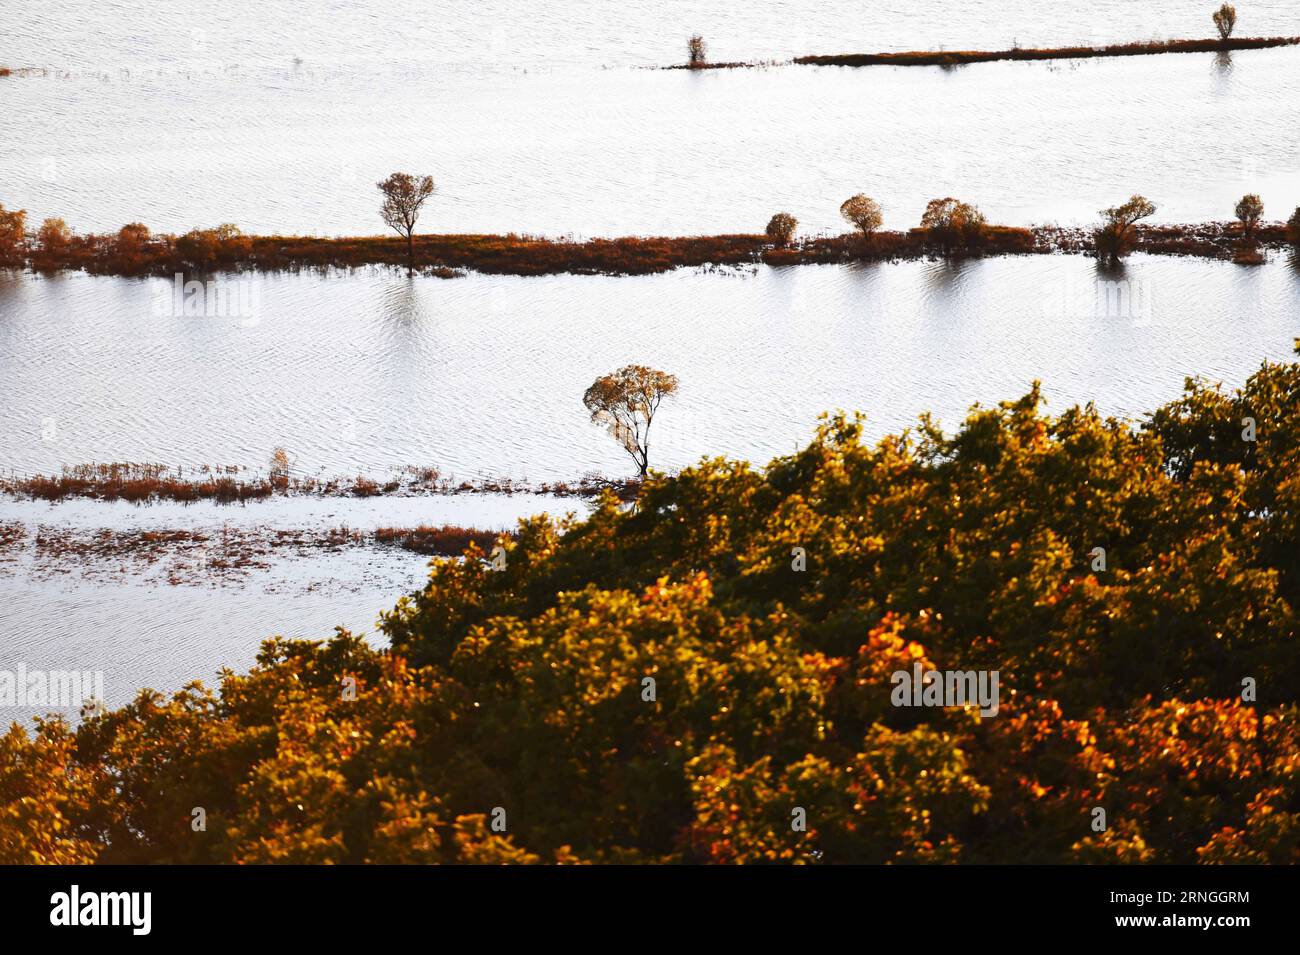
(840, 194), (883, 237)
(1287, 207), (1300, 245)
(269, 447), (292, 490)
(688, 35), (707, 68)
(920, 198), (987, 256)
(1095, 194), (1157, 265)
(1235, 193), (1264, 241)
(766, 212), (798, 245)
(583, 365), (679, 478)
(377, 172), (435, 275)
(1213, 4), (1237, 41)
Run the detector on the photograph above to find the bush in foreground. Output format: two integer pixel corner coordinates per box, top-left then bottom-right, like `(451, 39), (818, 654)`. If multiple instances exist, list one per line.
(7, 353), (1300, 863)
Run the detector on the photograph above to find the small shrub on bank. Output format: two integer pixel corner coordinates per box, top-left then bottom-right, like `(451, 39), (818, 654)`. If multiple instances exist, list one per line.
(1213, 4), (1237, 41)
(268, 447), (292, 491)
(32, 218), (72, 272)
(840, 194), (883, 236)
(175, 223), (252, 272)
(765, 212), (798, 245)
(688, 34), (707, 68)
(1094, 194), (1157, 264)
(1287, 207), (1300, 245)
(1235, 193), (1264, 242)
(0, 203), (26, 266)
(920, 198), (988, 256)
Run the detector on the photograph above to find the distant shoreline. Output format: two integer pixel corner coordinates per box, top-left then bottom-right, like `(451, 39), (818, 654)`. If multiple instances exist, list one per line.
(666, 35), (1300, 70)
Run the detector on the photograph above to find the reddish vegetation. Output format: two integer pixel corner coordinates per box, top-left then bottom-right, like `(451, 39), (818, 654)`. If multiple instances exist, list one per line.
(9, 225), (776, 277)
(763, 225), (1039, 265)
(263, 232), (781, 276)
(373, 524), (506, 556)
(0, 521), (25, 550)
(0, 463), (639, 504)
(795, 35), (1300, 68)
(4, 521), (513, 587)
(1025, 221), (1292, 261)
(3, 215), (1295, 282)
(0, 221), (1052, 278)
(6, 463), (272, 504)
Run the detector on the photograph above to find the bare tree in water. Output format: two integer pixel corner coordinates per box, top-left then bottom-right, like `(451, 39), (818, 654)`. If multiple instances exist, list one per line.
(1213, 4), (1237, 41)
(583, 365), (679, 478)
(377, 172), (435, 275)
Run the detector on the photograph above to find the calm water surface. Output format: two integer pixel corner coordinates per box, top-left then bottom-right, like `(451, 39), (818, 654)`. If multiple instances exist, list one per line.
(0, 491), (578, 725)
(3, 2), (1300, 236)
(2, 255), (1298, 481)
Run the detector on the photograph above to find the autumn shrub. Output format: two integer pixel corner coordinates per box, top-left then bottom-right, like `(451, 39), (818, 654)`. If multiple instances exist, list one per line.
(1235, 193), (1264, 242)
(0, 463), (272, 504)
(175, 223), (252, 272)
(688, 35), (707, 68)
(919, 198), (988, 255)
(839, 194), (883, 236)
(0, 203), (25, 267)
(31, 217), (72, 272)
(1286, 207), (1300, 245)
(765, 212), (797, 245)
(1213, 3), (1237, 41)
(1094, 194), (1156, 265)
(268, 447), (292, 491)
(109, 222), (157, 275)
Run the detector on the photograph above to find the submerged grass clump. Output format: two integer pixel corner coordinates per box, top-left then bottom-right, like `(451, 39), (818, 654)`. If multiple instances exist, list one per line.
(0, 462), (639, 504)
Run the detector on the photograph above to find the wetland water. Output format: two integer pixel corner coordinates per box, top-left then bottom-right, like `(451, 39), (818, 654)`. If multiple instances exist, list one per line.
(4, 0), (1300, 726)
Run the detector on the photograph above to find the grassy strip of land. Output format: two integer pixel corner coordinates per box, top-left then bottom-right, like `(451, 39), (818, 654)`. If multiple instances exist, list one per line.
(248, 232), (771, 276)
(8, 220), (1295, 280)
(0, 463), (638, 504)
(5, 216), (1294, 283)
(8, 230), (776, 278)
(795, 35), (1300, 68)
